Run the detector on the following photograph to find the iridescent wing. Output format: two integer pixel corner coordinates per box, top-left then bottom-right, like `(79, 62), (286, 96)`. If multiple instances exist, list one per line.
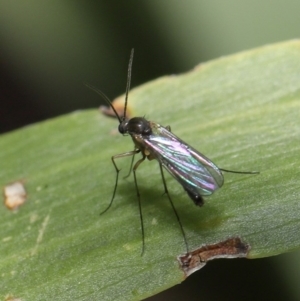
(143, 123), (224, 204)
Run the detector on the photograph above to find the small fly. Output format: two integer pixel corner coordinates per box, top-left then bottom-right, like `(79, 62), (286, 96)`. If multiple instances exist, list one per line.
(87, 49), (259, 254)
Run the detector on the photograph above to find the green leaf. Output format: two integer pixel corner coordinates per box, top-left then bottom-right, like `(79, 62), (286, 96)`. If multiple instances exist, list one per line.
(1, 40), (300, 300)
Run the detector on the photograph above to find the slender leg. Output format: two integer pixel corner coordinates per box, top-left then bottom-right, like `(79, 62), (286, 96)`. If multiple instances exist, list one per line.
(132, 153), (147, 255)
(159, 163), (189, 252)
(100, 149), (140, 215)
(124, 150), (140, 179)
(219, 168), (259, 174)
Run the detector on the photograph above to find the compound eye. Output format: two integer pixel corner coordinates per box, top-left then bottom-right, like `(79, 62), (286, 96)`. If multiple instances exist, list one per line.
(118, 123), (125, 134)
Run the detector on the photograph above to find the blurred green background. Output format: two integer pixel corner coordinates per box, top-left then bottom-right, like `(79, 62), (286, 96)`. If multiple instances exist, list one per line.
(0, 1), (300, 300)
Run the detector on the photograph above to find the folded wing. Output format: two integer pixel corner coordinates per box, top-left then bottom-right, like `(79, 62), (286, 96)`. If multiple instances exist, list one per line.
(144, 124), (224, 199)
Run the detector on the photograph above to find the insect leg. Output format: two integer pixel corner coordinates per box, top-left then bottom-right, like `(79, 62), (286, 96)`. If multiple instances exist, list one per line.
(219, 168), (259, 175)
(100, 150), (139, 215)
(132, 153), (147, 255)
(159, 163), (189, 252)
(124, 149), (141, 179)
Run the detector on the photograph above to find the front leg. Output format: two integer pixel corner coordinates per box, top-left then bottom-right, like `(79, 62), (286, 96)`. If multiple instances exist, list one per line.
(100, 149), (140, 215)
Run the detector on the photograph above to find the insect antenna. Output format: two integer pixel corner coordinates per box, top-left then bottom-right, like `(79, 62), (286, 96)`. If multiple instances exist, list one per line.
(122, 48), (134, 121)
(219, 168), (259, 175)
(85, 83), (122, 124)
(85, 48), (134, 123)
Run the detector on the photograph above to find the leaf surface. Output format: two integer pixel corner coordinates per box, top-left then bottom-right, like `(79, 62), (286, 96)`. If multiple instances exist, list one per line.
(1, 40), (300, 300)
